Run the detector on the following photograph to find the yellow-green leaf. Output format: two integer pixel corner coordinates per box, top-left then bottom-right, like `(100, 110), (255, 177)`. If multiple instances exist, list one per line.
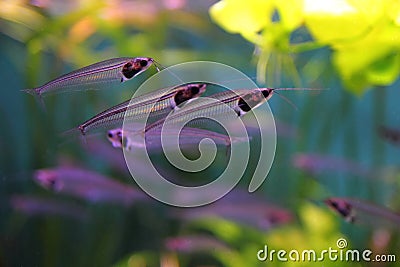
(274, 0), (305, 31)
(209, 0), (274, 36)
(365, 52), (400, 85)
(303, 0), (373, 44)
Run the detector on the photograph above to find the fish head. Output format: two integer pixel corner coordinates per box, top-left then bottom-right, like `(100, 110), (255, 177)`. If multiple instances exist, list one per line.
(173, 83), (207, 106)
(292, 154), (317, 173)
(236, 89), (268, 114)
(107, 128), (124, 148)
(325, 198), (355, 223)
(33, 169), (63, 192)
(133, 57), (153, 69)
(261, 88), (274, 100)
(191, 83), (207, 97)
(121, 57), (154, 80)
(266, 208), (293, 225)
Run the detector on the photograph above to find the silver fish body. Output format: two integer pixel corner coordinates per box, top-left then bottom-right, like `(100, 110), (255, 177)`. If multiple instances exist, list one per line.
(23, 57), (154, 97)
(77, 83), (207, 135)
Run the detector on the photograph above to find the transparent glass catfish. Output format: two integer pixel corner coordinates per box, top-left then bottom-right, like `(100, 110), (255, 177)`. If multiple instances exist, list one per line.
(23, 57), (155, 97)
(33, 166), (148, 206)
(10, 195), (88, 221)
(142, 87), (276, 133)
(325, 197), (400, 228)
(106, 127), (248, 152)
(141, 86), (322, 133)
(75, 83), (207, 135)
(172, 189), (292, 230)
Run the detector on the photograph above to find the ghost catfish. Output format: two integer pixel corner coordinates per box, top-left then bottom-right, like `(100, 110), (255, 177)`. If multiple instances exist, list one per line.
(74, 83), (207, 135)
(23, 57), (156, 98)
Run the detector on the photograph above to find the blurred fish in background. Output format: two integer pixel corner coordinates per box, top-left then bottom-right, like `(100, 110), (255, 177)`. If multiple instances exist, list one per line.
(33, 166), (149, 206)
(325, 197), (400, 229)
(10, 195), (88, 221)
(171, 189), (293, 231)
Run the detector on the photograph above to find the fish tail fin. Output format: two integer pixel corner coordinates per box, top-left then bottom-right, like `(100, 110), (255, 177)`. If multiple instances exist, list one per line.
(60, 127), (80, 138)
(21, 88), (39, 96)
(21, 88), (47, 112)
(59, 127), (87, 145)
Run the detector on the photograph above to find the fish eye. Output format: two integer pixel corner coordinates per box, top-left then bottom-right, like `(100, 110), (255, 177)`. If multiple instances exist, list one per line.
(238, 97), (252, 112)
(140, 59), (148, 67)
(124, 62), (132, 69)
(330, 201), (338, 208)
(190, 85), (200, 95)
(262, 89), (270, 98)
(49, 178), (56, 188)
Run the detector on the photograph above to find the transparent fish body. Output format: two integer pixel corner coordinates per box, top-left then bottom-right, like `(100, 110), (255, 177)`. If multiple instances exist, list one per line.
(10, 195), (88, 220)
(171, 189), (292, 230)
(325, 197), (400, 228)
(107, 127), (248, 151)
(143, 88), (274, 133)
(23, 57), (154, 96)
(292, 153), (370, 177)
(77, 83), (206, 135)
(33, 167), (147, 205)
(165, 235), (230, 252)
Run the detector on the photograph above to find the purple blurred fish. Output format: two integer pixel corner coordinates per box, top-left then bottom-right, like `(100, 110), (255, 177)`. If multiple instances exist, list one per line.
(325, 197), (400, 229)
(292, 153), (370, 177)
(106, 127), (248, 152)
(165, 235), (229, 253)
(10, 195), (88, 220)
(33, 167), (148, 206)
(172, 189), (292, 230)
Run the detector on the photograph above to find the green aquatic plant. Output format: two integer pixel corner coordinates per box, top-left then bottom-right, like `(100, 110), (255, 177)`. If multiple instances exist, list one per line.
(210, 0), (400, 94)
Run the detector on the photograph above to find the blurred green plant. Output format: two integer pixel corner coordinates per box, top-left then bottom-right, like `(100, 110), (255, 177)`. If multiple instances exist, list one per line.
(209, 0), (400, 94)
(113, 203), (362, 267)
